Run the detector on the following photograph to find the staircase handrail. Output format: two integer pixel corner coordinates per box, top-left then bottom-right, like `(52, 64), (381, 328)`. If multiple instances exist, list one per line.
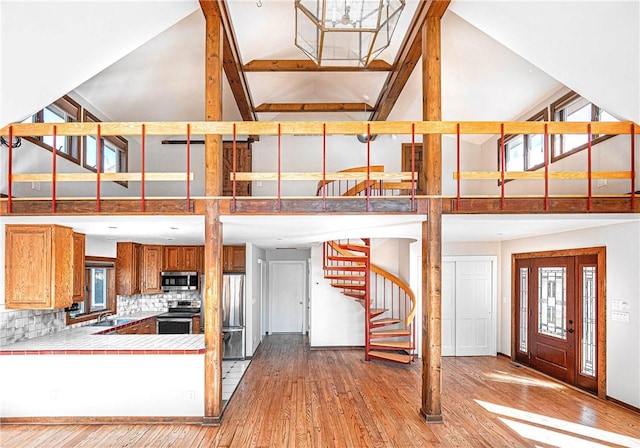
(328, 241), (416, 328)
(315, 165), (385, 196)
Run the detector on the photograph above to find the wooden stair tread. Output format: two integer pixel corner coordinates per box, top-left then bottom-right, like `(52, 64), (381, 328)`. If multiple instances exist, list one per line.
(370, 317), (401, 326)
(345, 292), (365, 299)
(370, 329), (411, 337)
(331, 282), (366, 290)
(369, 308), (387, 318)
(324, 274), (366, 280)
(338, 243), (370, 253)
(370, 341), (413, 349)
(327, 255), (367, 263)
(368, 351), (413, 364)
(324, 265), (367, 272)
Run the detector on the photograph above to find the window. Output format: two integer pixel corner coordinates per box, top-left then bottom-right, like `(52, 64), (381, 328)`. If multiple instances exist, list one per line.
(551, 91), (618, 161)
(23, 95), (128, 187)
(498, 109), (548, 182)
(67, 258), (116, 324)
(83, 111), (128, 185)
(23, 95), (81, 162)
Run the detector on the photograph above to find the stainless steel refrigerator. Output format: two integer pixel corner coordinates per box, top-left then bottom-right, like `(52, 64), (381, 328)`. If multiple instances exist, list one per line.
(222, 273), (245, 359)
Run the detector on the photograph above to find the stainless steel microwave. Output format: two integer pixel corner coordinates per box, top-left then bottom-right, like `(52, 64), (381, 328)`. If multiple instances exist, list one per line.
(160, 271), (199, 291)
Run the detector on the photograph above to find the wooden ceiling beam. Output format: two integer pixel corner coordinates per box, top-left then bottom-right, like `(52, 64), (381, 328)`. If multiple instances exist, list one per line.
(369, 0), (450, 122)
(255, 103), (375, 113)
(243, 59), (392, 72)
(200, 0), (256, 122)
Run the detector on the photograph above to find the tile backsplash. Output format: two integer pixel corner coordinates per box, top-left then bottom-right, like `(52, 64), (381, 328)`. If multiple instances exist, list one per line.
(0, 309), (66, 347)
(117, 291), (201, 315)
(0, 291), (201, 347)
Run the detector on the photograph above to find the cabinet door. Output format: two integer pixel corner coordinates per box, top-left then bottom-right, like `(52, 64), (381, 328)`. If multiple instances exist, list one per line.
(163, 246), (181, 271)
(116, 242), (141, 296)
(72, 233), (86, 303)
(182, 247), (199, 271)
(141, 245), (163, 293)
(117, 323), (140, 334)
(138, 319), (156, 334)
(225, 245), (246, 272)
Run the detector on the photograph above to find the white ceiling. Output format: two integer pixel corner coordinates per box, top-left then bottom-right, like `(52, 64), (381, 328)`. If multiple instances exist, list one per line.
(2, 214), (638, 249)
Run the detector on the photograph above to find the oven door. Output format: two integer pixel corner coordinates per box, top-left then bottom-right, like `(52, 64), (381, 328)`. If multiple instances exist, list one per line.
(156, 318), (193, 334)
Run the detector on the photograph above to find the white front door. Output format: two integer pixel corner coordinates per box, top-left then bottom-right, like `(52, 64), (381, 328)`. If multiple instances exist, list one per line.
(442, 257), (496, 356)
(269, 261), (306, 333)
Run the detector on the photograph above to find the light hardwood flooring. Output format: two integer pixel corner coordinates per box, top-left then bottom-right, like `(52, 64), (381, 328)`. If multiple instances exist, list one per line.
(1, 334), (639, 447)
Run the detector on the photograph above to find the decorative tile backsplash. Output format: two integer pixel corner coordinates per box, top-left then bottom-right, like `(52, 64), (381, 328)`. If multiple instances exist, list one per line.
(0, 309), (67, 347)
(117, 291), (201, 315)
(0, 291), (201, 347)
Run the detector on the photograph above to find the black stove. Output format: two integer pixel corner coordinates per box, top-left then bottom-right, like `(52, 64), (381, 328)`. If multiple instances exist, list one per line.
(156, 300), (201, 334)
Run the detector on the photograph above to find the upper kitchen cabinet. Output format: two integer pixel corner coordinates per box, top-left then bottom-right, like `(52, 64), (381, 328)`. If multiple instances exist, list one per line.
(5, 224), (74, 309)
(72, 232), (86, 303)
(141, 245), (163, 293)
(223, 245), (246, 273)
(163, 246), (202, 272)
(116, 242), (141, 296)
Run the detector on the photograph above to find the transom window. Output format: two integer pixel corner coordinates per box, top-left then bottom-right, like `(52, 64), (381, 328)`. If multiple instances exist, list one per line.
(23, 95), (81, 162)
(83, 111), (128, 185)
(23, 95), (128, 187)
(498, 109), (547, 180)
(551, 91), (618, 161)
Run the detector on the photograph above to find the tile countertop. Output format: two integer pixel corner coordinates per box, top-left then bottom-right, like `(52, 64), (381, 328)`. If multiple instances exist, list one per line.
(0, 312), (205, 355)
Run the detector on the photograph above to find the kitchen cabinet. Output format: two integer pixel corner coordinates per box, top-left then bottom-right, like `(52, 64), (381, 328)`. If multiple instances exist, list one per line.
(192, 315), (201, 334)
(72, 232), (86, 303)
(5, 224), (73, 310)
(116, 242), (142, 296)
(163, 246), (201, 272)
(116, 318), (156, 335)
(141, 245), (163, 293)
(223, 245), (246, 273)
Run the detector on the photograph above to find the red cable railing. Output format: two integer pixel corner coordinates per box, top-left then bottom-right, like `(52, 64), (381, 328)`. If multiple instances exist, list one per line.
(1, 120), (637, 213)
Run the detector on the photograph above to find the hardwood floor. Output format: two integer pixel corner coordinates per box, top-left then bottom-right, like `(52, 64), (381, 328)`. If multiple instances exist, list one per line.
(2, 334), (639, 447)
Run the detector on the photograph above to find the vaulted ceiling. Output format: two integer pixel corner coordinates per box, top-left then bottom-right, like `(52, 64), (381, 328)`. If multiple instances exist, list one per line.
(3, 1), (638, 132)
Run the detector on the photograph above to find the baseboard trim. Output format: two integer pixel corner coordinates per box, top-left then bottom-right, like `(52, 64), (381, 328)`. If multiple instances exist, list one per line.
(0, 416), (204, 425)
(606, 396), (640, 414)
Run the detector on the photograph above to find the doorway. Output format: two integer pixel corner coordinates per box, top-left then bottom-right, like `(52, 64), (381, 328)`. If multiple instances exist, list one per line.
(269, 261), (306, 333)
(442, 256), (497, 356)
(513, 248), (606, 396)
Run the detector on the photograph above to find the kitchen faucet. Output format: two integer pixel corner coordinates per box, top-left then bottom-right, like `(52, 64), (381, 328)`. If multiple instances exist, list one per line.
(96, 311), (113, 323)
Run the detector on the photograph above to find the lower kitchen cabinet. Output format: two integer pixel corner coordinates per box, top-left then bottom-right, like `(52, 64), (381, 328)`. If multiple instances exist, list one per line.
(138, 319), (156, 334)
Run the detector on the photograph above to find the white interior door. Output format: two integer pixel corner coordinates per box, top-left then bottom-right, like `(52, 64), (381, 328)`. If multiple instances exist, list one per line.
(442, 257), (496, 356)
(269, 261), (306, 333)
(442, 261), (456, 356)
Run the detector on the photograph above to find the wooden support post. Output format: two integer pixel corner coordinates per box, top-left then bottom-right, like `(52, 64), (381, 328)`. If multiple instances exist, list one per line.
(203, 200), (223, 424)
(204, 9), (224, 197)
(420, 12), (444, 423)
(203, 5), (224, 425)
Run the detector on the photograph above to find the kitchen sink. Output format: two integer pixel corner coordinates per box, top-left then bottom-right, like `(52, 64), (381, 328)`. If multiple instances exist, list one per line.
(92, 318), (135, 327)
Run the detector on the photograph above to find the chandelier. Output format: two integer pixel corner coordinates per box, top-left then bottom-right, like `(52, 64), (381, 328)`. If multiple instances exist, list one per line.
(295, 0), (405, 66)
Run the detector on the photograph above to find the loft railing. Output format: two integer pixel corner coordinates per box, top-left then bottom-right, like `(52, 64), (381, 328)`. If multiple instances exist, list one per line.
(1, 120), (637, 213)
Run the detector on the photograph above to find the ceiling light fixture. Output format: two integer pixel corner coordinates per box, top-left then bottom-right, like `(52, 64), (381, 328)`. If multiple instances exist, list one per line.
(295, 0), (405, 67)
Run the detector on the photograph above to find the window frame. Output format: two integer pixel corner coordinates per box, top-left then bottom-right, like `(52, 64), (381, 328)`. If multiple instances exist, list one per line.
(24, 95), (82, 164)
(497, 108), (548, 185)
(65, 256), (117, 325)
(550, 91), (616, 162)
(82, 110), (129, 187)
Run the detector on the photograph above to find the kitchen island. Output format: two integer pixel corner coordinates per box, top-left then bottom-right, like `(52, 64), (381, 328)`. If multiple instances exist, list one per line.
(0, 313), (207, 421)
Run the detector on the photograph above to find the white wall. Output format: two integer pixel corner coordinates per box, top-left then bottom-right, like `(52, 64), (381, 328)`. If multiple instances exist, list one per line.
(309, 244), (364, 347)
(245, 243), (266, 356)
(0, 354), (204, 417)
(500, 221), (640, 408)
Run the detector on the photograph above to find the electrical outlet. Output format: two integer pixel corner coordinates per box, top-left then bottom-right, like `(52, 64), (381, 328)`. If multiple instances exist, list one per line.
(596, 179), (607, 188)
(31, 181), (41, 191)
(256, 181), (263, 187)
(187, 390), (195, 401)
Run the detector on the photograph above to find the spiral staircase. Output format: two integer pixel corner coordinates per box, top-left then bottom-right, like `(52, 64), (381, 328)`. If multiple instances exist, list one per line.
(318, 167), (417, 364)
